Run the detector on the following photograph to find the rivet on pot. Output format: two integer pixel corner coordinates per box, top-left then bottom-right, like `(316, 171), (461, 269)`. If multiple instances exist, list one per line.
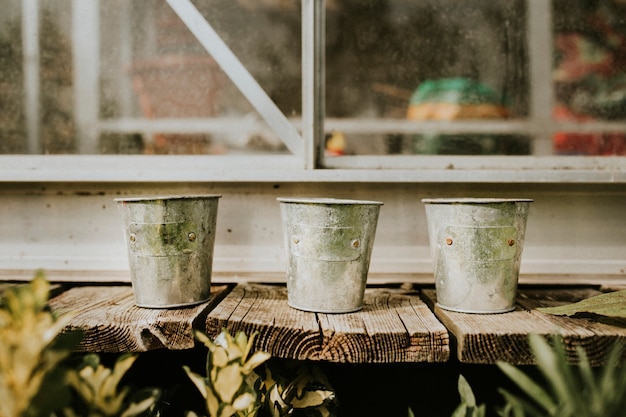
(508, 239), (515, 246)
(352, 239), (360, 248)
(188, 232), (197, 242)
(293, 237), (300, 244)
(445, 238), (453, 246)
(129, 233), (136, 243)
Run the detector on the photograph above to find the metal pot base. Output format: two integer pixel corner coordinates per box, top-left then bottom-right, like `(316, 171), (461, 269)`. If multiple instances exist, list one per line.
(136, 296), (211, 309)
(436, 303), (515, 314)
(288, 302), (364, 314)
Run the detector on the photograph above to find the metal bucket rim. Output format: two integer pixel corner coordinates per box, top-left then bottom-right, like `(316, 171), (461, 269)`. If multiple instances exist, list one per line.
(115, 194), (222, 203)
(277, 197), (383, 205)
(422, 198), (533, 204)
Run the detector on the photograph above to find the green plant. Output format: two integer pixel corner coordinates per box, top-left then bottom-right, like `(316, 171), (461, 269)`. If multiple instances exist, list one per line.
(409, 374), (485, 417)
(451, 375), (486, 417)
(185, 330), (338, 417)
(64, 354), (160, 417)
(0, 273), (78, 417)
(0, 273), (159, 417)
(255, 360), (337, 417)
(185, 330), (272, 417)
(497, 334), (626, 417)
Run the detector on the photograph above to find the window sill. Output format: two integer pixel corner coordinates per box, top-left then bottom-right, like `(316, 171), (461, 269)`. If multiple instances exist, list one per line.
(1, 155), (625, 184)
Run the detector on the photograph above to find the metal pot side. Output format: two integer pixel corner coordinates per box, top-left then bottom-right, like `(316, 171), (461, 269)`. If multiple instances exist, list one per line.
(278, 197), (383, 313)
(116, 195), (221, 308)
(422, 198), (532, 314)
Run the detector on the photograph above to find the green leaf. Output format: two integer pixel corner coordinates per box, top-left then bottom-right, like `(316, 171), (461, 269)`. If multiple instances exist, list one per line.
(497, 388), (542, 417)
(232, 392), (255, 410)
(184, 366), (209, 399)
(527, 335), (577, 416)
(214, 363), (244, 403)
(452, 375), (486, 417)
(106, 354), (138, 395)
(537, 290), (626, 319)
(497, 336), (626, 417)
(457, 374), (477, 407)
(450, 404), (467, 417)
(25, 366), (73, 417)
(574, 345), (599, 407)
(284, 365), (336, 410)
(266, 382), (290, 417)
(120, 388), (160, 417)
(242, 351), (271, 375)
(496, 360), (556, 414)
(194, 330), (214, 349)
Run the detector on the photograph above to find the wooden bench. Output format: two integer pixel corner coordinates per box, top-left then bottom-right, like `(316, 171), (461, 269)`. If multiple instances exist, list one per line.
(44, 282), (626, 366)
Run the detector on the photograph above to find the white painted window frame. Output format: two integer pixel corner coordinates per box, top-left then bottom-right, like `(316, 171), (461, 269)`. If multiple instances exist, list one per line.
(2, 0), (625, 183)
(1, 0), (625, 285)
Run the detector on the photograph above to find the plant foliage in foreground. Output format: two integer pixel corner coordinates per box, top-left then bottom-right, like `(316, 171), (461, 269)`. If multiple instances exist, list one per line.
(185, 330), (272, 417)
(409, 334), (625, 417)
(186, 329), (337, 417)
(0, 274), (159, 417)
(255, 359), (337, 417)
(409, 374), (486, 417)
(497, 334), (626, 417)
(1, 275), (338, 417)
(451, 375), (486, 417)
(64, 354), (160, 417)
(0, 273), (77, 417)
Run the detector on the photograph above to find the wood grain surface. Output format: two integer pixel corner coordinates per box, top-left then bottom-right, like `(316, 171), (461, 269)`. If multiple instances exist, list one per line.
(205, 284), (450, 363)
(49, 284), (230, 352)
(422, 287), (626, 365)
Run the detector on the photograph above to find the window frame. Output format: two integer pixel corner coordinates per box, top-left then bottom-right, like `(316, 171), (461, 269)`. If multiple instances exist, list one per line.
(4, 0), (625, 183)
(2, 0), (626, 285)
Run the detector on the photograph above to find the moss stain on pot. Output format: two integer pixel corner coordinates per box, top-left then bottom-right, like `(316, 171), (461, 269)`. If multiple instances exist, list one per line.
(278, 198), (383, 314)
(423, 198), (532, 314)
(116, 195), (221, 308)
(128, 221), (199, 256)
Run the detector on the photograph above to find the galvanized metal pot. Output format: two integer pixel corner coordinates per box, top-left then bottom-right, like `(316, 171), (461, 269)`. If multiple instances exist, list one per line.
(115, 195), (221, 308)
(422, 198), (532, 314)
(278, 197), (383, 313)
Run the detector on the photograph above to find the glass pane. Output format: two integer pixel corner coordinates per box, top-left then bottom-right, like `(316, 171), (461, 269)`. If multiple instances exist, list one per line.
(552, 0), (626, 156)
(325, 0), (626, 157)
(325, 0), (530, 156)
(104, 0), (301, 155)
(0, 3), (26, 153)
(0, 0), (301, 155)
(3, 0), (626, 158)
(1, 0), (75, 154)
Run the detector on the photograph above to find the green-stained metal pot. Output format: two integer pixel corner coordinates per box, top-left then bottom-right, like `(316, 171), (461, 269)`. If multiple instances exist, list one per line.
(278, 197), (383, 313)
(115, 195), (221, 308)
(422, 198), (532, 314)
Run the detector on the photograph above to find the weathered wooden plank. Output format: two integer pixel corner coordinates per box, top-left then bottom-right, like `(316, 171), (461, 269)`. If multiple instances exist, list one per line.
(516, 287), (626, 366)
(318, 309), (371, 362)
(422, 287), (626, 365)
(206, 284), (322, 360)
(319, 288), (449, 363)
(391, 289), (451, 362)
(49, 284), (231, 352)
(206, 284), (449, 363)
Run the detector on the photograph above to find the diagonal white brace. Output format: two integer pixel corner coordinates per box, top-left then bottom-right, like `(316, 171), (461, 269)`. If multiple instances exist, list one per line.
(165, 0), (303, 157)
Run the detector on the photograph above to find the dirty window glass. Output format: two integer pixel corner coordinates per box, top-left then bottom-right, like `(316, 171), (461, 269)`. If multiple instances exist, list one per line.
(324, 0), (530, 156)
(551, 0), (626, 156)
(324, 0), (626, 157)
(1, 0), (626, 157)
(1, 0), (300, 155)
